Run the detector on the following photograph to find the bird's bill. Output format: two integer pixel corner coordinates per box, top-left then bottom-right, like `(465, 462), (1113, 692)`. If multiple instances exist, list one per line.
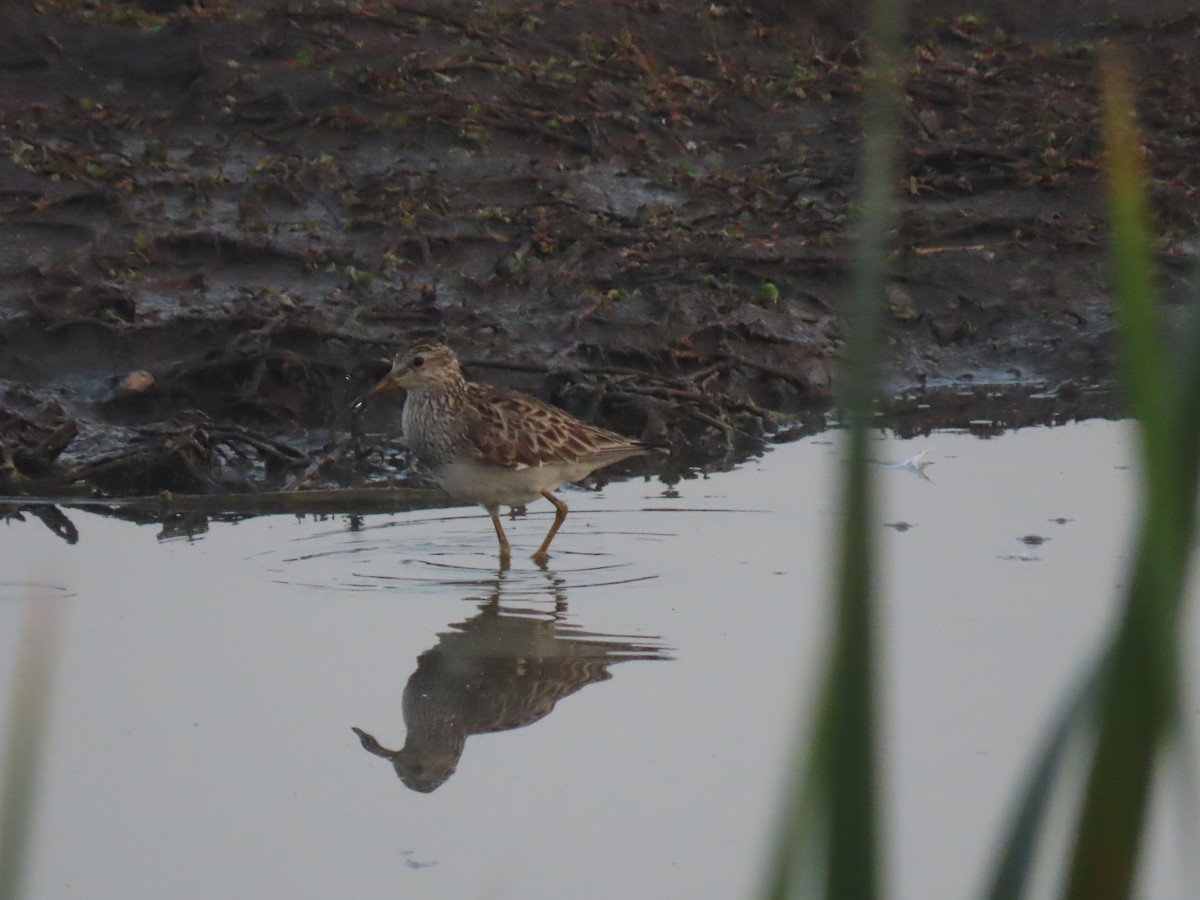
(351, 726), (397, 758)
(366, 368), (402, 396)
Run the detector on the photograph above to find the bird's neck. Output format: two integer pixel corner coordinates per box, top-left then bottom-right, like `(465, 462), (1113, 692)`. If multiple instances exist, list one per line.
(403, 372), (466, 409)
(401, 376), (472, 464)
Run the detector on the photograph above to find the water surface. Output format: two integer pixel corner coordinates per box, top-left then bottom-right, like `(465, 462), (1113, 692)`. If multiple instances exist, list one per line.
(1, 419), (1195, 898)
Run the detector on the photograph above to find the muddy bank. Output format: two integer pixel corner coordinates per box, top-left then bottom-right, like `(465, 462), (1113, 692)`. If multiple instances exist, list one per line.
(1, 1), (1196, 496)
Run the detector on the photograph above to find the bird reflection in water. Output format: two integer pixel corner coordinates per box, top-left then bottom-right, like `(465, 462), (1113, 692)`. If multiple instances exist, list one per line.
(352, 571), (670, 793)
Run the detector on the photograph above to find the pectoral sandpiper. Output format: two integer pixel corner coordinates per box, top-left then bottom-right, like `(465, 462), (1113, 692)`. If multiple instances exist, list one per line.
(366, 340), (663, 566)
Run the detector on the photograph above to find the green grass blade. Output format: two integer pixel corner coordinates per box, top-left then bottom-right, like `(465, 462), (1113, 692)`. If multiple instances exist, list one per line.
(1098, 55), (1170, 467)
(763, 1), (902, 897)
(984, 50), (1200, 900)
(1161, 261), (1200, 525)
(1061, 52), (1194, 900)
(985, 667), (1103, 899)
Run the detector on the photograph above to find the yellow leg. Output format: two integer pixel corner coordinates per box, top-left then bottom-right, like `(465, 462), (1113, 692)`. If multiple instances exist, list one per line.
(487, 504), (512, 570)
(533, 491), (569, 563)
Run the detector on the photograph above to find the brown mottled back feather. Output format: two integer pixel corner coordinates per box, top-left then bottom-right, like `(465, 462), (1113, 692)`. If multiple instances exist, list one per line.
(462, 383), (649, 470)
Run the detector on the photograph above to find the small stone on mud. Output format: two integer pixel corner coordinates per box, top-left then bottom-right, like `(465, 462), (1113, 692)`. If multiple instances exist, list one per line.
(117, 370), (155, 394)
(1019, 534), (1048, 545)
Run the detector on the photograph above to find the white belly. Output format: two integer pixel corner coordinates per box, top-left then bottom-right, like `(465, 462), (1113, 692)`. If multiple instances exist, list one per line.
(433, 459), (591, 508)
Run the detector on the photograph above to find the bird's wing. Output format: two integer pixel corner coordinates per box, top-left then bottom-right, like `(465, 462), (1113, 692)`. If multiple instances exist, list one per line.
(462, 384), (643, 469)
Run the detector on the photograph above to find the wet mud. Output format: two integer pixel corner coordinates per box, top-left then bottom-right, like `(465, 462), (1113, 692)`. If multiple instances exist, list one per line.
(1, 0), (1198, 498)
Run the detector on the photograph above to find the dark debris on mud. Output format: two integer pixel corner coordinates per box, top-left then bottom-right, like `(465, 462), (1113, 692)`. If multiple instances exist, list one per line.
(1, 0), (1197, 498)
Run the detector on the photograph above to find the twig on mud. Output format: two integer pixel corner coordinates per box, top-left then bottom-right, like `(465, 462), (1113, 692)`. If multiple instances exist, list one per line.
(606, 390), (761, 444)
(24, 420), (80, 470)
(462, 357), (652, 378)
(611, 383), (779, 420)
(208, 426), (307, 465)
(722, 354), (817, 392)
(1, 405), (79, 476)
(464, 352), (784, 424)
(44, 415), (307, 494)
(681, 407), (736, 443)
(57, 444), (184, 485)
(173, 446), (223, 492)
(674, 360), (727, 389)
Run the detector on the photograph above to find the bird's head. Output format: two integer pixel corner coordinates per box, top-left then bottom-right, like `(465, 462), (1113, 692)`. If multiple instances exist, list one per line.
(367, 340), (463, 396)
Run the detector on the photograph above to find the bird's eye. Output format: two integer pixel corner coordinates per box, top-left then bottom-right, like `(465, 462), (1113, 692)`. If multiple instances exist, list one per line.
(412, 356), (425, 368)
